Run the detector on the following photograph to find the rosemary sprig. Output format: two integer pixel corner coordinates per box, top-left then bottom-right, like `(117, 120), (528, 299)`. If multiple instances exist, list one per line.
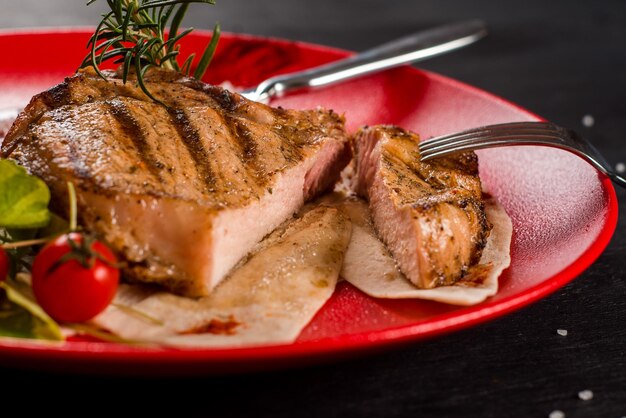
(81, 0), (221, 102)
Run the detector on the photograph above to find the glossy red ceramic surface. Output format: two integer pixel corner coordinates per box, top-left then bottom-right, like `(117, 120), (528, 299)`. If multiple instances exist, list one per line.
(0, 29), (617, 375)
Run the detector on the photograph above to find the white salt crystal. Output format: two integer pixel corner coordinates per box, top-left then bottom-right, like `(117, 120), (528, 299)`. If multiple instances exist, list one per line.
(578, 390), (593, 401)
(582, 114), (594, 127)
(557, 329), (568, 336)
(549, 410), (565, 418)
(616, 162), (626, 173)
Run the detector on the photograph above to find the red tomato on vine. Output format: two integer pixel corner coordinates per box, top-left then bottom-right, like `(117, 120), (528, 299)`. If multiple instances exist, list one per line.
(31, 232), (119, 322)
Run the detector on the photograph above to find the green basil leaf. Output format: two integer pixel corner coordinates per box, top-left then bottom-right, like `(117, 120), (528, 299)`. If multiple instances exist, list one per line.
(0, 281), (63, 341)
(0, 303), (42, 339)
(0, 160), (51, 229)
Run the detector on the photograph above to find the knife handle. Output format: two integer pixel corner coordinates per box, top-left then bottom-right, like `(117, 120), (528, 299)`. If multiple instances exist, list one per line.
(247, 20), (487, 102)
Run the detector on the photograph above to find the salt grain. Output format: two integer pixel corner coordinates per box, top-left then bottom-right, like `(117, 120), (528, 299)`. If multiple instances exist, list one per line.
(582, 114), (595, 127)
(557, 329), (568, 336)
(549, 410), (565, 418)
(578, 390), (593, 401)
(616, 162), (626, 173)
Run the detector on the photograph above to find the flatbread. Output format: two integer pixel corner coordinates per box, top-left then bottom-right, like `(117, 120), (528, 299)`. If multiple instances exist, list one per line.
(92, 193), (511, 348)
(93, 206), (351, 347)
(339, 196), (512, 306)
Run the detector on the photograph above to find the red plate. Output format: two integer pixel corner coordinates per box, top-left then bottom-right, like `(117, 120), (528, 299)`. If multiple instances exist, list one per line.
(0, 29), (617, 375)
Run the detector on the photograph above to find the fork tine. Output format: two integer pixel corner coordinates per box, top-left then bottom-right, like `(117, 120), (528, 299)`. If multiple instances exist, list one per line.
(419, 128), (565, 154)
(421, 132), (566, 154)
(416, 121), (626, 189)
(426, 121), (557, 140)
(420, 133), (566, 161)
(419, 122), (560, 152)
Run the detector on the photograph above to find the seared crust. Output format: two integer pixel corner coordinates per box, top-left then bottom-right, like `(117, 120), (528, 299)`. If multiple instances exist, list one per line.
(2, 68), (347, 206)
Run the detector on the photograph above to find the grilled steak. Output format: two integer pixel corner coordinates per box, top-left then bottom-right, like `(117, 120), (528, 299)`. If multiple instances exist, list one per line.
(2, 68), (350, 297)
(353, 126), (490, 288)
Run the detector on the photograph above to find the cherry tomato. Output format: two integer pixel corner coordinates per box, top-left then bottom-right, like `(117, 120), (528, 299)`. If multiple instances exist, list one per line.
(0, 247), (8, 282)
(31, 232), (119, 322)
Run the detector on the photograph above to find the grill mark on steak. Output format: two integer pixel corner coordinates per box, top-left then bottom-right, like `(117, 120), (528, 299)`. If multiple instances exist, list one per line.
(174, 77), (304, 165)
(167, 107), (216, 192)
(214, 110), (257, 163)
(211, 89), (238, 112)
(272, 122), (305, 163)
(181, 79), (238, 112)
(219, 113), (267, 186)
(106, 99), (164, 181)
(229, 117), (257, 162)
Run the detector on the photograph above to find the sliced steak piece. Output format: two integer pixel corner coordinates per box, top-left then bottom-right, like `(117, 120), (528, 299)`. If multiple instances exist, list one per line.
(353, 125), (491, 288)
(2, 68), (350, 297)
(94, 205), (352, 347)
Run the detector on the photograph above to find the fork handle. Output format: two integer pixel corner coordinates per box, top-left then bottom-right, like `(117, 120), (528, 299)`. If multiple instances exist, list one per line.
(564, 128), (626, 188)
(249, 20), (487, 101)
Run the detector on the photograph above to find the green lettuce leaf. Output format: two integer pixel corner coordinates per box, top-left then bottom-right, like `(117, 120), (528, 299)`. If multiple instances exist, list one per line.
(0, 159), (51, 229)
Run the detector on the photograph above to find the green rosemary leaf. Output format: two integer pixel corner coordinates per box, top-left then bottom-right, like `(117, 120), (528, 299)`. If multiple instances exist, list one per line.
(100, 48), (131, 63)
(167, 27), (194, 48)
(160, 5), (177, 36)
(89, 15), (113, 78)
(82, 0), (220, 103)
(135, 22), (161, 30)
(122, 50), (133, 83)
(160, 50), (181, 64)
(134, 58), (154, 100)
(169, 2), (189, 41)
(193, 22), (220, 80)
(112, 0), (123, 21)
(94, 37), (121, 57)
(134, 47), (162, 103)
(139, 0), (216, 11)
(120, 3), (133, 41)
(180, 53), (195, 75)
(92, 31), (120, 43)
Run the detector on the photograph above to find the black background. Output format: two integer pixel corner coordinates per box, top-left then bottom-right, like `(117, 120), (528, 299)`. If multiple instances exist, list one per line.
(1, 1), (625, 416)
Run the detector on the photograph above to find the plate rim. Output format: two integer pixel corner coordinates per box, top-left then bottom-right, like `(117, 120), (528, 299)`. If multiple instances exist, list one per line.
(0, 28), (618, 372)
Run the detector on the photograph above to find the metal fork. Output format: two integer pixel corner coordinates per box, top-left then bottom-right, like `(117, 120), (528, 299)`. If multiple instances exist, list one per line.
(418, 121), (626, 188)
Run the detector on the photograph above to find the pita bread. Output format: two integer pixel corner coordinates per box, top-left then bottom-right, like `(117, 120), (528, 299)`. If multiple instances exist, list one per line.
(339, 196), (512, 306)
(93, 206), (351, 347)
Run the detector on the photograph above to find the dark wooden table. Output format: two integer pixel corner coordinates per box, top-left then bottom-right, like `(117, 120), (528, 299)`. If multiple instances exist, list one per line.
(1, 1), (624, 416)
